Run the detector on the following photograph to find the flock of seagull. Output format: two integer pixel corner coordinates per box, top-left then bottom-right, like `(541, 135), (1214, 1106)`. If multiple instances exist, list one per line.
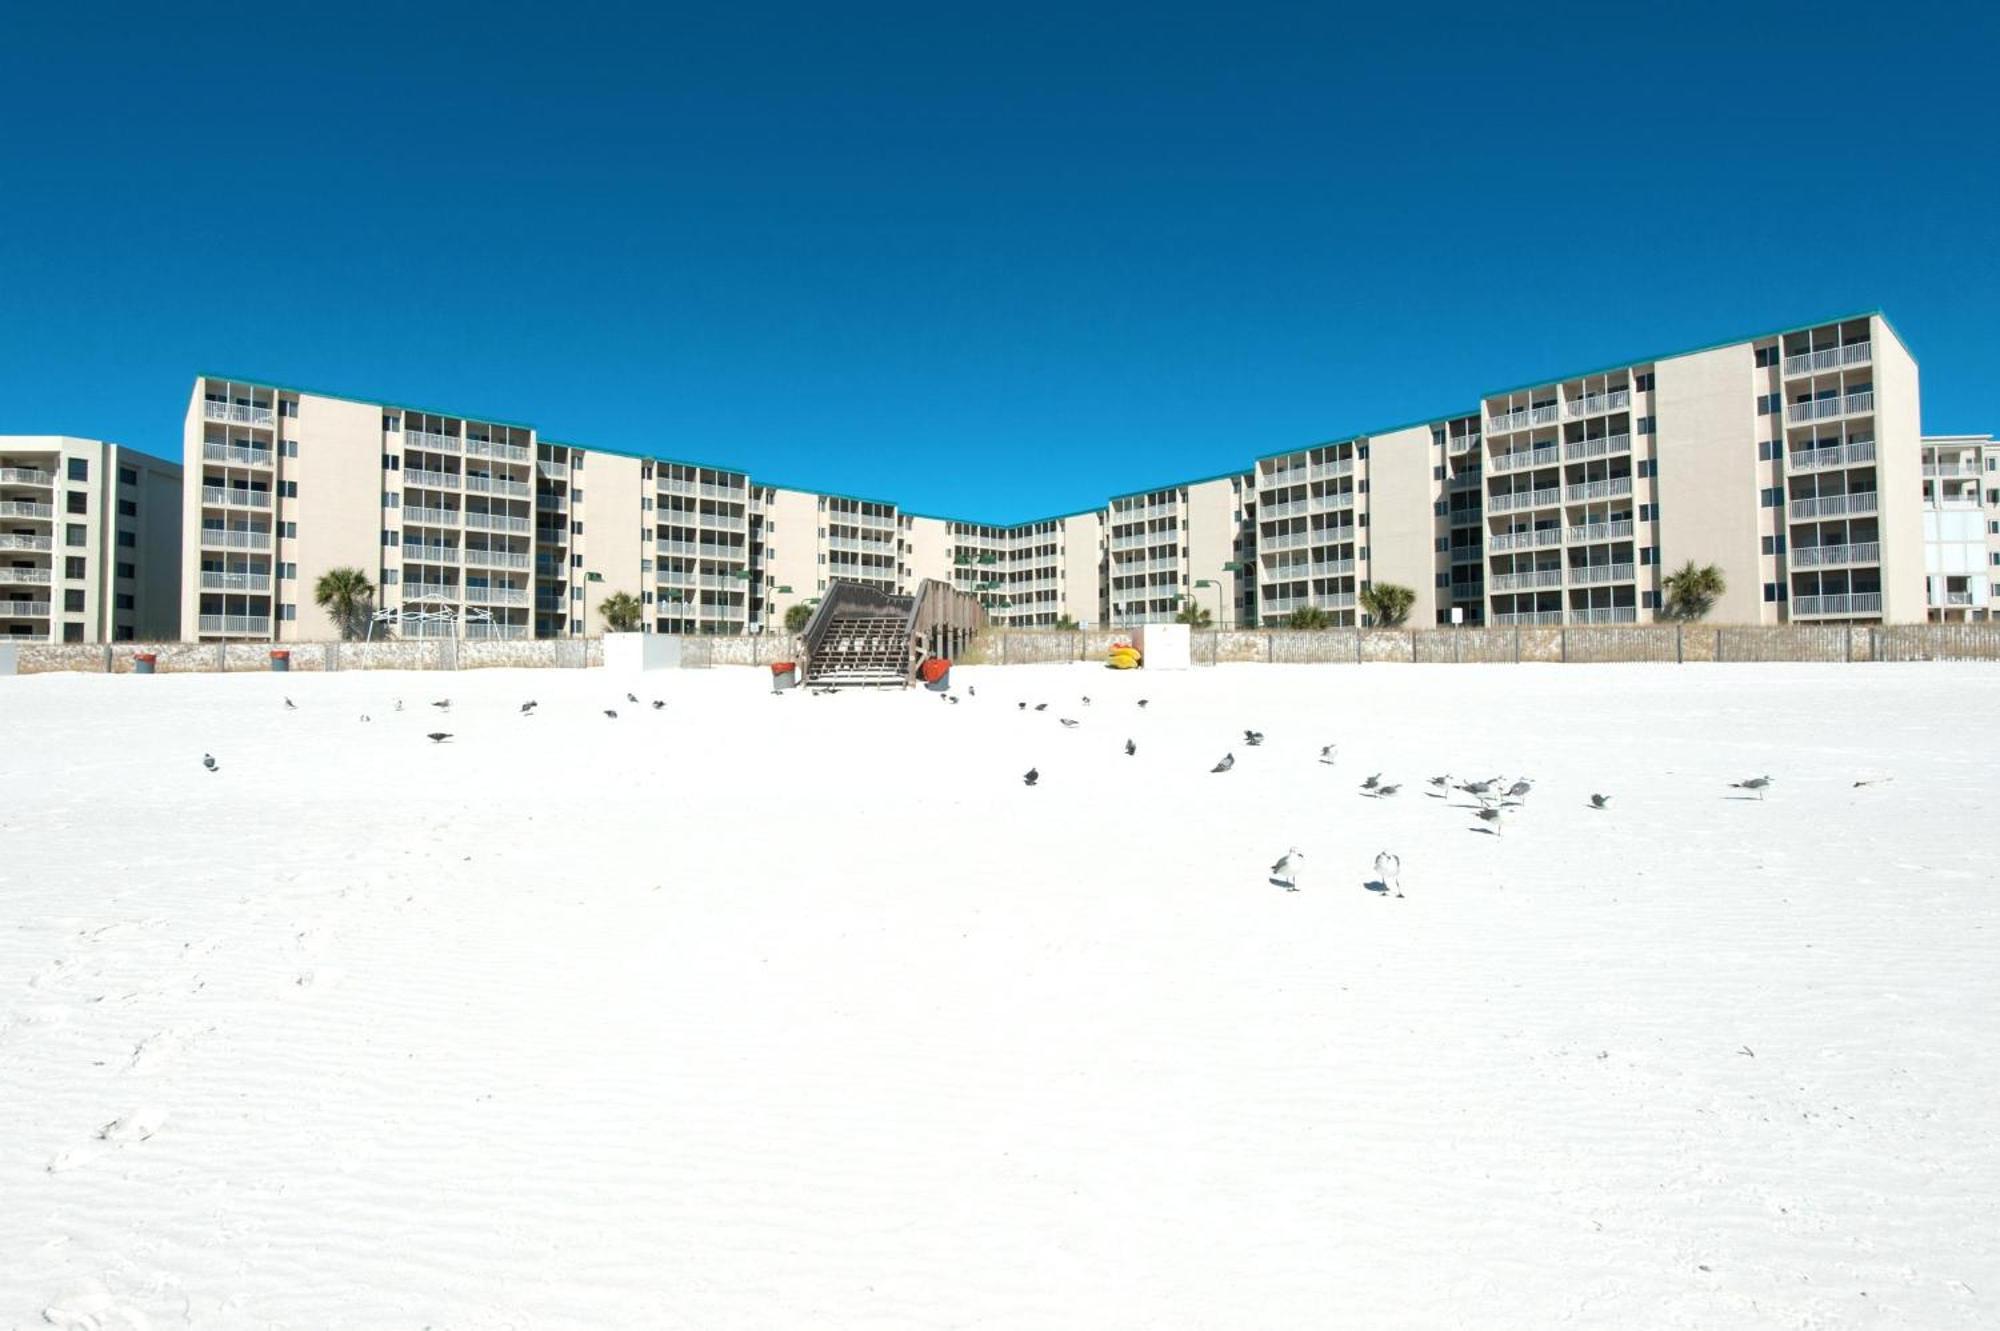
(996, 686), (1788, 897)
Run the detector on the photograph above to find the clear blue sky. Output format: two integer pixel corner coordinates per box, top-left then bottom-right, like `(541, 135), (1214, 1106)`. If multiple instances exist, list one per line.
(2, 2), (1993, 523)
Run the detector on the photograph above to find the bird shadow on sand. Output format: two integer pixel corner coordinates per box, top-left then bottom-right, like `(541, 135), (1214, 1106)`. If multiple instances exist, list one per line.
(1363, 880), (1391, 895)
(1469, 826), (1502, 836)
(1267, 877), (1298, 892)
(1721, 795), (1767, 802)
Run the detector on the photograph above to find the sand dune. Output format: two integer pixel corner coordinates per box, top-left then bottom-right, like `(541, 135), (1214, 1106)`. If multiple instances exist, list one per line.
(2, 662), (1996, 1328)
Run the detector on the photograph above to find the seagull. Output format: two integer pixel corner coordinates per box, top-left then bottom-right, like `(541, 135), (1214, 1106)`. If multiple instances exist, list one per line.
(360, 715), (371, 723)
(1017, 702), (1026, 710)
(394, 699), (404, 712)
(519, 701), (538, 715)
(1474, 805), (1505, 835)
(1211, 753), (1235, 774)
(1023, 767), (1039, 787)
(968, 686), (976, 697)
(1457, 776), (1499, 797)
(1137, 699), (1149, 708)
(1375, 783), (1402, 798)
(1427, 774), (1452, 790)
(1731, 775), (1774, 800)
(431, 699), (450, 710)
(947, 695), (961, 705)
(1059, 717), (1078, 728)
(1361, 773), (1381, 791)
(1081, 696), (1092, 706)
(603, 709), (618, 719)
(1503, 778), (1533, 801)
(1244, 730), (1265, 747)
(626, 692), (638, 704)
(201, 753), (217, 773)
(1034, 703), (1048, 712)
(1270, 847), (1304, 891)
(1589, 793), (1611, 810)
(651, 700), (665, 710)
(426, 732), (452, 743)
(1852, 776), (1891, 788)
(283, 697), (296, 710)
(1319, 744), (1338, 765)
(1375, 850), (1403, 898)
(1124, 739), (1136, 756)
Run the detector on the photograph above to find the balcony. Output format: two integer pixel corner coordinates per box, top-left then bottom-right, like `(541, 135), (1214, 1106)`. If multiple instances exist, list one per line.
(0, 534), (52, 551)
(695, 541), (742, 560)
(700, 512), (749, 531)
(200, 528), (271, 549)
(405, 468), (461, 490)
(1792, 441), (1878, 472)
(1568, 562), (1636, 586)
(540, 459), (571, 480)
(1313, 490), (1358, 511)
(1448, 434), (1481, 454)
(0, 599), (51, 617)
(0, 501), (56, 519)
(464, 586), (530, 606)
(1567, 520), (1636, 544)
(202, 401), (276, 427)
(464, 474), (530, 498)
(403, 582), (458, 601)
(464, 512), (531, 533)
(1489, 568), (1565, 592)
(1570, 607), (1638, 624)
(1922, 459), (1981, 478)
(1263, 498), (1310, 520)
(1565, 477), (1634, 502)
(538, 595), (569, 613)
(403, 506), (459, 526)
(698, 482), (746, 501)
(1792, 592), (1883, 617)
(406, 428), (460, 452)
(1566, 389), (1631, 418)
(1563, 433), (1632, 462)
(1487, 408), (1533, 434)
(1786, 391), (1875, 425)
(199, 571), (271, 592)
(1491, 610), (1565, 625)
(402, 544), (461, 564)
(0, 467), (56, 486)
(197, 613), (270, 634)
(1941, 590), (1977, 607)
(1488, 528), (1564, 552)
(201, 442), (274, 467)
(464, 548), (532, 569)
(1312, 459), (1356, 481)
(1782, 341), (1871, 377)
(1789, 491), (1878, 520)
(1790, 541), (1881, 568)
(467, 437), (531, 463)
(1488, 488), (1561, 514)
(201, 485), (273, 509)
(1491, 445), (1560, 474)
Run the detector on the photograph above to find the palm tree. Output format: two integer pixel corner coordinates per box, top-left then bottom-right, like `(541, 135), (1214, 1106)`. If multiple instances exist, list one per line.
(1174, 599), (1213, 628)
(1054, 614), (1079, 630)
(1359, 582), (1416, 628)
(598, 592), (643, 633)
(784, 603), (813, 634)
(313, 567), (375, 641)
(1286, 606), (1333, 630)
(1662, 561), (1726, 621)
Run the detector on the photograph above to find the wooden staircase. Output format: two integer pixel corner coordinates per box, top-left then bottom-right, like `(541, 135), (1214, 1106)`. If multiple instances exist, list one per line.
(807, 610), (914, 686)
(797, 578), (988, 689)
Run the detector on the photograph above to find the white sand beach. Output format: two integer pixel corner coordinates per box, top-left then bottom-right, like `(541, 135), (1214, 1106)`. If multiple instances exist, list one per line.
(3, 662), (1997, 1329)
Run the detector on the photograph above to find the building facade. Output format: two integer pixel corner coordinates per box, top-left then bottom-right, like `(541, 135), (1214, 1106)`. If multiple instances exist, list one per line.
(1920, 434), (1998, 620)
(1, 435), (180, 642)
(174, 311), (1941, 642)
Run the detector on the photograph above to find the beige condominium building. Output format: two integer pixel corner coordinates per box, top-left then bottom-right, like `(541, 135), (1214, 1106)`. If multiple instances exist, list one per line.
(177, 311), (1934, 641)
(1920, 433), (1998, 620)
(1, 435), (181, 642)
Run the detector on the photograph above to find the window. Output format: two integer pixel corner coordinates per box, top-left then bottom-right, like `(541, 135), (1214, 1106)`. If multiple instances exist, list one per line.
(571, 554), (582, 568)
(1764, 582), (1779, 602)
(65, 523), (86, 547)
(1756, 393), (1779, 415)
(1435, 571), (1449, 588)
(280, 603), (296, 622)
(1638, 503), (1656, 521)
(64, 556), (86, 578)
(63, 622), (84, 642)
(118, 499), (137, 517)
(1634, 372), (1655, 392)
(383, 454), (400, 470)
(1640, 547), (1657, 565)
(1758, 440), (1781, 461)
(281, 399), (299, 418)
(570, 586), (582, 601)
(67, 491), (88, 514)
(1433, 499), (1447, 516)
(642, 497), (653, 511)
(571, 618), (582, 633)
(1637, 416), (1657, 434)
(114, 626), (134, 641)
(1431, 466), (1443, 481)
(118, 467), (137, 486)
(281, 522), (297, 538)
(382, 530), (397, 546)
(573, 488), (583, 502)
(1637, 459), (1657, 478)
(281, 481), (297, 498)
(571, 452), (584, 469)
(67, 458), (87, 481)
(115, 562), (134, 579)
(63, 589), (84, 612)
(117, 531), (135, 547)
(1760, 488), (1782, 508)
(115, 593), (134, 610)
(384, 414), (401, 432)
(1755, 346), (1779, 368)
(571, 521), (582, 535)
(1641, 590), (1657, 608)
(1761, 535), (1787, 555)
(641, 528), (652, 542)
(283, 440), (298, 458)
(280, 562), (296, 580)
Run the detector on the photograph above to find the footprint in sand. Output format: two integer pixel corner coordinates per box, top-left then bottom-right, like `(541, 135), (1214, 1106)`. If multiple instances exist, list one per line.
(47, 1105), (167, 1173)
(285, 966), (344, 998)
(127, 1031), (182, 1075)
(41, 1279), (153, 1330)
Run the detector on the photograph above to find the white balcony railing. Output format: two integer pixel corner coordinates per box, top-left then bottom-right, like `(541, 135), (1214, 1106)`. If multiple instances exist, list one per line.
(199, 571), (271, 592)
(0, 534), (52, 551)
(1789, 491), (1878, 520)
(200, 528), (272, 549)
(202, 401), (276, 427)
(0, 566), (53, 585)
(1791, 542), (1881, 567)
(197, 613), (270, 634)
(1921, 459), (1980, 478)
(1491, 445), (1560, 474)
(201, 442), (274, 466)
(201, 485), (272, 509)
(406, 428), (460, 452)
(0, 600), (52, 617)
(1491, 610), (1565, 625)
(402, 544), (461, 564)
(405, 469), (461, 490)
(1567, 520), (1636, 544)
(403, 583), (458, 601)
(1782, 341), (1871, 377)
(1488, 528), (1564, 552)
(1566, 389), (1631, 418)
(0, 467), (57, 486)
(1565, 477), (1634, 502)
(1489, 568), (1565, 591)
(1942, 591), (1977, 606)
(1311, 459), (1356, 481)
(1563, 433), (1632, 462)
(1570, 606), (1639, 624)
(1793, 441), (1878, 472)
(463, 548), (532, 569)
(1568, 562), (1636, 586)
(464, 512), (531, 533)
(464, 586), (530, 606)
(403, 506), (459, 526)
(1786, 391), (1875, 425)
(464, 475), (531, 498)
(1263, 498), (1310, 520)
(1792, 592), (1883, 617)
(467, 437), (532, 463)
(1449, 434), (1481, 454)
(0, 501), (55, 519)
(1488, 488), (1562, 513)
(1488, 409), (1533, 434)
